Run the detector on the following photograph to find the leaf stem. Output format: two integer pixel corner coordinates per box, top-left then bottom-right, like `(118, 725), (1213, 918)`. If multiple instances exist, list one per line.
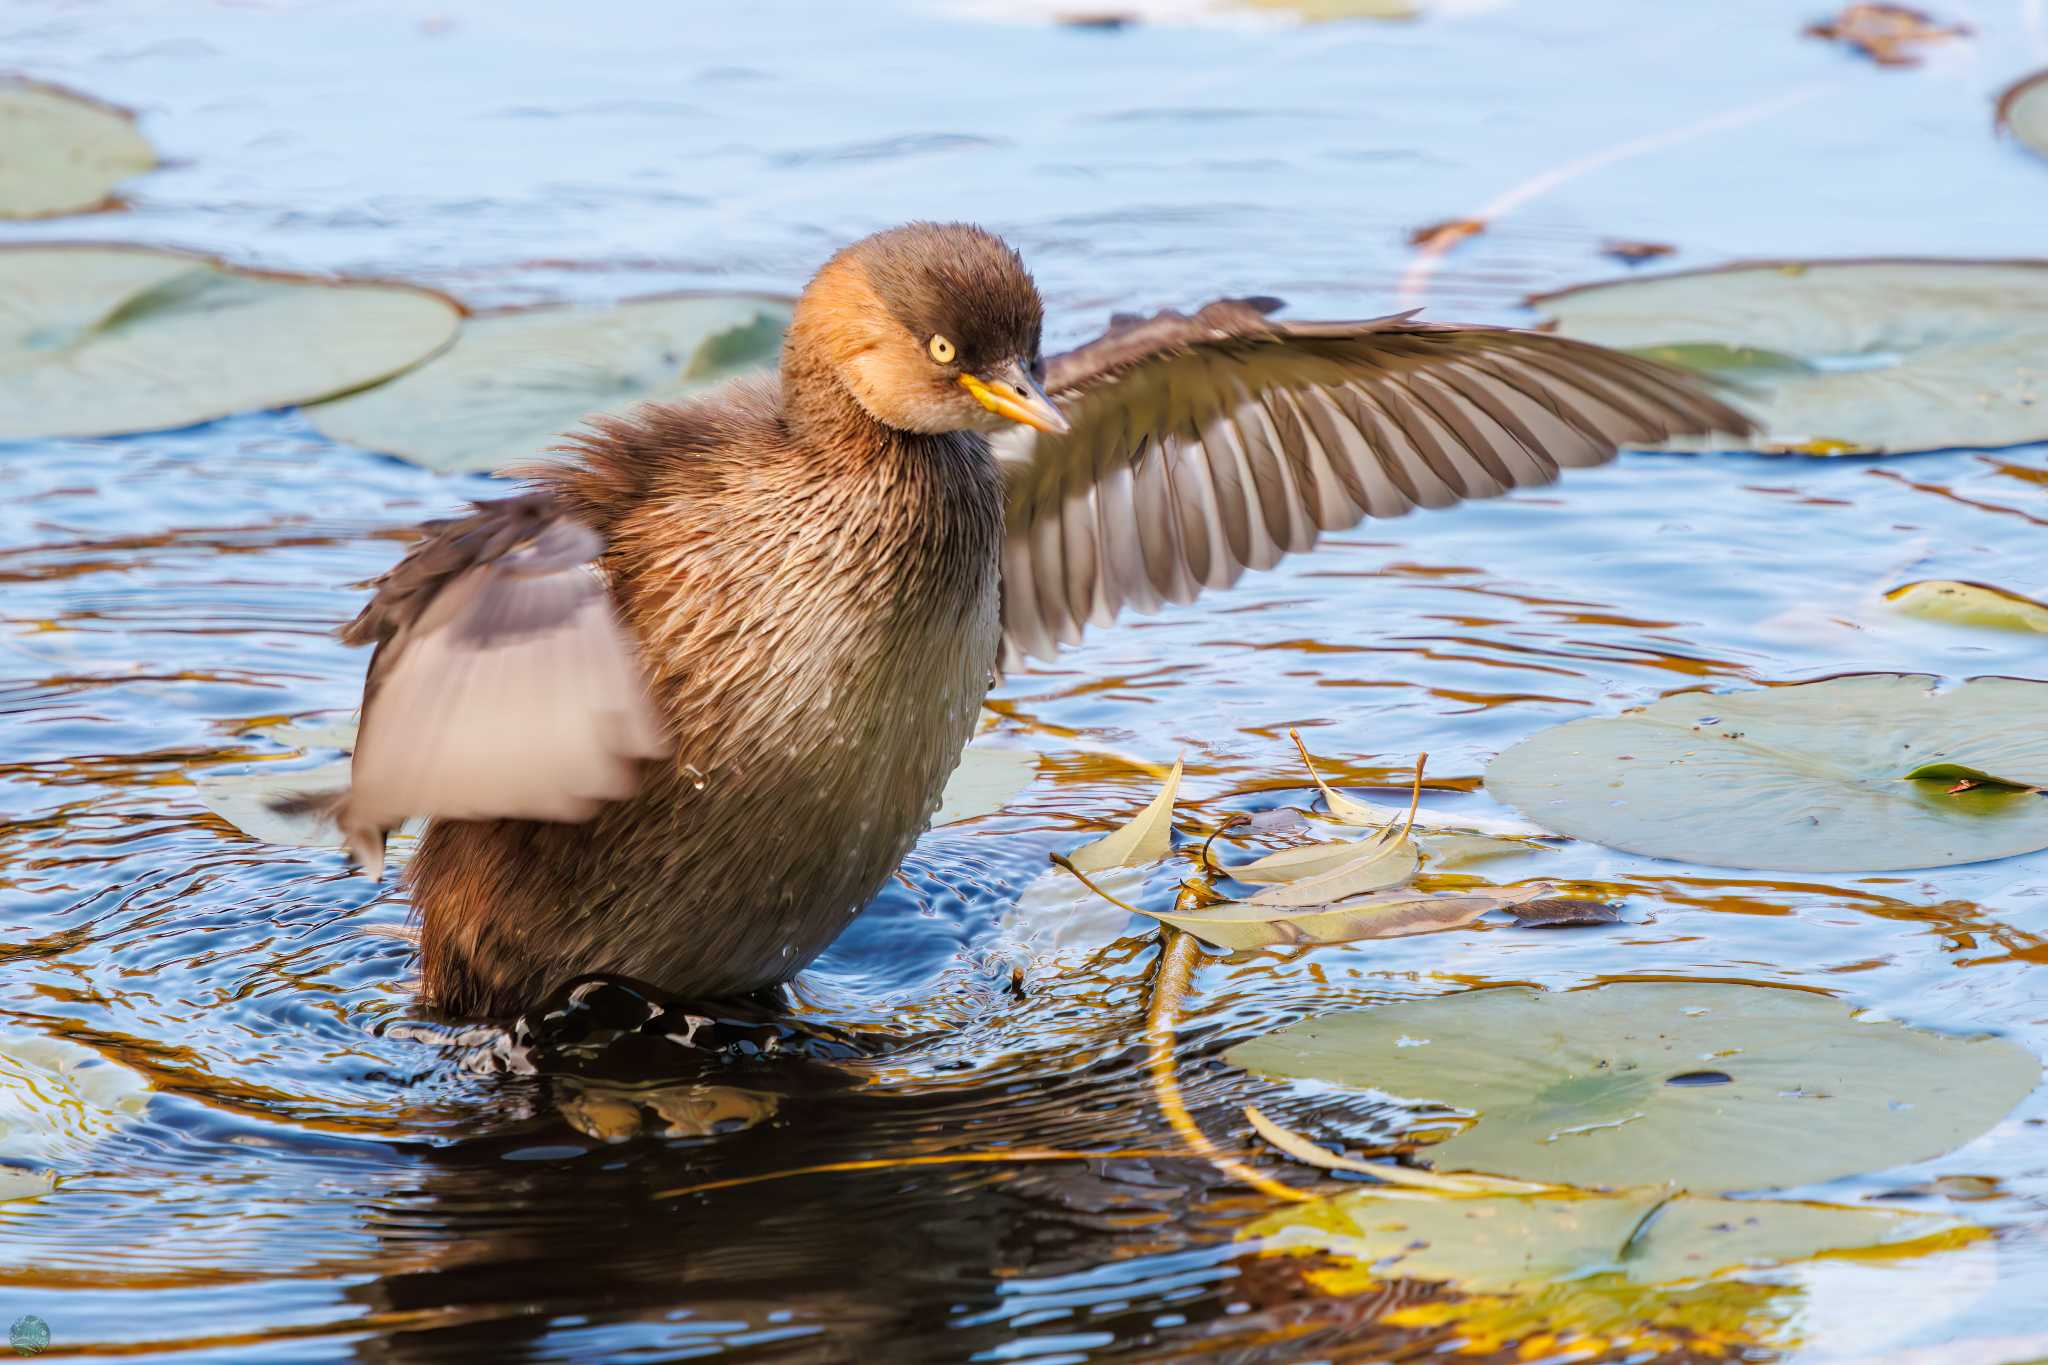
(1050, 852), (1147, 916)
(1143, 928), (1312, 1204)
(1198, 814), (1251, 875)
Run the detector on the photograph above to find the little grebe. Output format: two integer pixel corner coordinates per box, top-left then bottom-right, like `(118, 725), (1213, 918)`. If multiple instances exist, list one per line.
(313, 222), (1749, 1015)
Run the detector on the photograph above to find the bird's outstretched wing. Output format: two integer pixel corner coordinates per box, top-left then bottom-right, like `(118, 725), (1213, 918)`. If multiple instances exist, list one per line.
(993, 299), (1754, 668)
(320, 492), (667, 875)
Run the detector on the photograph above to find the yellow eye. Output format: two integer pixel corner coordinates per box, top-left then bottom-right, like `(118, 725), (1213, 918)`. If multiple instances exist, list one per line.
(928, 334), (956, 364)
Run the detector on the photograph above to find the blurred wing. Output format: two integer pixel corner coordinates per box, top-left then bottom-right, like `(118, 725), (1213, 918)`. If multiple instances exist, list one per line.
(995, 299), (1754, 667)
(336, 493), (666, 869)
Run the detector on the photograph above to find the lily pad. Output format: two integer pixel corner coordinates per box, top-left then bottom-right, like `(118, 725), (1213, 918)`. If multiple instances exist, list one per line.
(1249, 1187), (1973, 1295)
(1533, 260), (2048, 454)
(1886, 580), (2048, 634)
(0, 245), (460, 440)
(1996, 69), (2048, 162)
(1484, 674), (2048, 871)
(934, 745), (1039, 824)
(1225, 982), (2040, 1190)
(0, 78), (155, 218)
(0, 1032), (152, 1183)
(307, 292), (791, 472)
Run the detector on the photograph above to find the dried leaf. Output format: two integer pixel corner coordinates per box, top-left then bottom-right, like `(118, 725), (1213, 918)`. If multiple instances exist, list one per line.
(1602, 239), (1675, 264)
(1065, 756), (1182, 872)
(1408, 217), (1485, 251)
(1419, 832), (1544, 868)
(1243, 1106), (1550, 1195)
(1134, 882), (1562, 951)
(1886, 580), (2048, 634)
(1804, 4), (1970, 66)
(1231, 834), (1419, 907)
(1289, 729), (1545, 837)
(1508, 897), (1623, 928)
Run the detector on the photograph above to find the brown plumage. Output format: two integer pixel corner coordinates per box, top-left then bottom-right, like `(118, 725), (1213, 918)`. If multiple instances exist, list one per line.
(315, 221), (1753, 1017)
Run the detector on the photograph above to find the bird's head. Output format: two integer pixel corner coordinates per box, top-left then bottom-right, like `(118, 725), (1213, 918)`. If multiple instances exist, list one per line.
(789, 221), (1068, 437)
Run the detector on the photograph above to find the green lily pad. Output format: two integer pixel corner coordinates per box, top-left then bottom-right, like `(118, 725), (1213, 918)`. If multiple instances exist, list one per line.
(1997, 69), (2048, 163)
(1250, 1188), (1971, 1295)
(1532, 260), (2048, 454)
(1225, 982), (2039, 1190)
(306, 292), (791, 472)
(0, 245), (460, 440)
(0, 78), (155, 219)
(1886, 580), (2048, 634)
(1484, 674), (2048, 871)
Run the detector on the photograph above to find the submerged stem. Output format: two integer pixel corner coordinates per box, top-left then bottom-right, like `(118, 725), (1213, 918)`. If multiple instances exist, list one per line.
(1143, 928), (1312, 1204)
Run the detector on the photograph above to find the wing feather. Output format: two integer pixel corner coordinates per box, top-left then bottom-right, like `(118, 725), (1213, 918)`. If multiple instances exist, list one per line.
(999, 306), (1753, 664)
(312, 494), (667, 874)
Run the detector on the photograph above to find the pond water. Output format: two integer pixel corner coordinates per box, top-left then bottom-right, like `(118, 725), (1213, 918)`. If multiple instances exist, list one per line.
(4, 0), (2048, 1360)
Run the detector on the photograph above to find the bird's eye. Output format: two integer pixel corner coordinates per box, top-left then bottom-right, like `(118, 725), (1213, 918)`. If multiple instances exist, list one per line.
(928, 334), (956, 364)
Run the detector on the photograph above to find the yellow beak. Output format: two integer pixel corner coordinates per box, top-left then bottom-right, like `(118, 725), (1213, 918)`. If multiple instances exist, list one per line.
(960, 362), (1070, 436)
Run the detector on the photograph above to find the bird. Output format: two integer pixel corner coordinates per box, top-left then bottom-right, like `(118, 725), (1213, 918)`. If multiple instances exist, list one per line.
(308, 221), (1750, 1017)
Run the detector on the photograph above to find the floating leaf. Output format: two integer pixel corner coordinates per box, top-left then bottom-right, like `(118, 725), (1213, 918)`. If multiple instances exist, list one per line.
(1803, 4), (1971, 65)
(933, 745), (1039, 824)
(1407, 217), (1484, 250)
(1226, 982), (2039, 1190)
(1250, 1187), (1973, 1295)
(1419, 832), (1545, 868)
(0, 245), (460, 441)
(307, 293), (791, 472)
(1237, 0), (1419, 20)
(1289, 729), (1545, 837)
(1243, 1106), (1549, 1195)
(1227, 833), (1419, 907)
(1999, 69), (2048, 162)
(1065, 756), (1182, 871)
(1135, 883), (1561, 951)
(1901, 761), (2039, 793)
(1602, 239), (1675, 265)
(0, 78), (155, 219)
(1506, 896), (1623, 928)
(1886, 580), (2048, 634)
(1484, 674), (2048, 871)
(1534, 260), (2048, 454)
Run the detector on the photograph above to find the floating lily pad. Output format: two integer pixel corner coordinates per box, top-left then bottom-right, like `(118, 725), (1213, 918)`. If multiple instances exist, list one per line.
(307, 293), (791, 472)
(0, 245), (460, 441)
(1226, 982), (2039, 1190)
(1533, 260), (2048, 454)
(0, 78), (155, 218)
(1250, 1188), (1971, 1295)
(934, 745), (1039, 824)
(1886, 580), (2048, 634)
(1996, 69), (2048, 162)
(0, 1032), (152, 1187)
(1484, 674), (2048, 871)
